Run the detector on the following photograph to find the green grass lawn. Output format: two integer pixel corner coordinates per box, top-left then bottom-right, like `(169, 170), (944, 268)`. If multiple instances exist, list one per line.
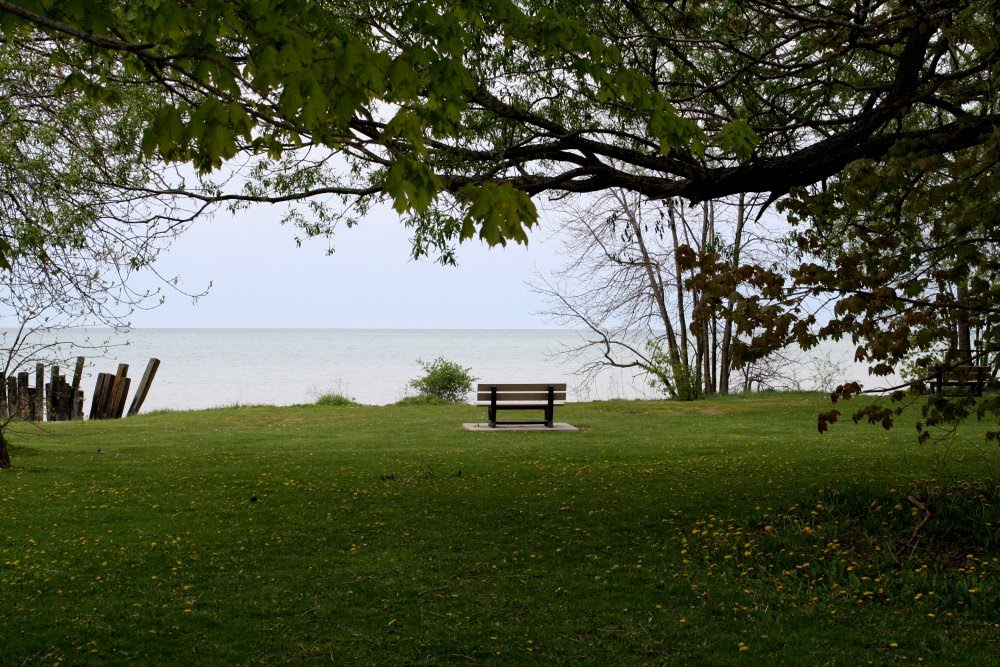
(1, 393), (997, 665)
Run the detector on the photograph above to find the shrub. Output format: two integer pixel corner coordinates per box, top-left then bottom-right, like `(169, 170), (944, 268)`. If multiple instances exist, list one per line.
(408, 357), (476, 403)
(645, 340), (702, 401)
(315, 393), (360, 407)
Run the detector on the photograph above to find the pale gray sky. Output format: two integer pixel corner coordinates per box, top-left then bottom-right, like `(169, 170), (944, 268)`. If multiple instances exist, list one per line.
(130, 203), (565, 329)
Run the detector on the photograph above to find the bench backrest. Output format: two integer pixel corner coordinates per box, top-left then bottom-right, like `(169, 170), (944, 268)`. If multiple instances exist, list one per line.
(476, 383), (568, 403)
(934, 364), (988, 381)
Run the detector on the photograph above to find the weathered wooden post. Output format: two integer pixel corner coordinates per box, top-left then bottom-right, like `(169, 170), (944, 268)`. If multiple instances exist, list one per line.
(25, 387), (36, 421)
(74, 390), (85, 420)
(70, 357), (85, 420)
(47, 370), (73, 422)
(60, 375), (72, 421)
(98, 371), (115, 420)
(107, 364), (129, 419)
(112, 378), (130, 419)
(127, 358), (160, 416)
(47, 365), (59, 421)
(6, 376), (18, 419)
(51, 375), (62, 421)
(33, 363), (44, 422)
(16, 372), (29, 419)
(90, 373), (112, 420)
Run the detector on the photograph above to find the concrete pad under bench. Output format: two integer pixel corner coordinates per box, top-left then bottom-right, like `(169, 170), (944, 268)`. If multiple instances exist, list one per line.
(463, 422), (579, 432)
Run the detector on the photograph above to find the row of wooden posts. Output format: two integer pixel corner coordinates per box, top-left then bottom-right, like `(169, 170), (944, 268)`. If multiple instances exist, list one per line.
(0, 357), (160, 422)
(90, 359), (160, 420)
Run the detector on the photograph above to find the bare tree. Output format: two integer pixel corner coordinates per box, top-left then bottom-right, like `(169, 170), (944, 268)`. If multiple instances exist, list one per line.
(534, 189), (785, 399)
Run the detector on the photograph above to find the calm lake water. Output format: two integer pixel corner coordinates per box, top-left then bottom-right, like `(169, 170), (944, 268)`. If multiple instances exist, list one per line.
(11, 328), (897, 413)
(39, 329), (655, 411)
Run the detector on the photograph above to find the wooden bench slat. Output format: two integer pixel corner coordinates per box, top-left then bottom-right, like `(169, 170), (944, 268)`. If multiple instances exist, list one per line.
(476, 383), (566, 391)
(476, 400), (567, 406)
(476, 391), (567, 402)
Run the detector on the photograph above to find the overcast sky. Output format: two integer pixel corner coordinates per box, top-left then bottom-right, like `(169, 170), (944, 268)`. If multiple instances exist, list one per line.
(129, 202), (567, 329)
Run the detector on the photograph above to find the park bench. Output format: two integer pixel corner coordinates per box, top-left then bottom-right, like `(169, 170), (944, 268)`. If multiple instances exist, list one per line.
(928, 363), (988, 397)
(476, 383), (566, 428)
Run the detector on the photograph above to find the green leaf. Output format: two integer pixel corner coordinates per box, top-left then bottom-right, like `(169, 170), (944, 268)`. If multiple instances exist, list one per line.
(0, 238), (12, 270)
(460, 183), (538, 247)
(716, 119), (761, 161)
(383, 158), (442, 214)
(386, 56), (419, 100)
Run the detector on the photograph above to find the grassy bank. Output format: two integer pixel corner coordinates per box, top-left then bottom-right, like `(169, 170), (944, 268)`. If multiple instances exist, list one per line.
(1, 394), (997, 664)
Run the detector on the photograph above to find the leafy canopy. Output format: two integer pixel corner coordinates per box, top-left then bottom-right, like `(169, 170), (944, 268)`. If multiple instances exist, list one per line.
(2, 1), (993, 216)
(9, 0), (993, 259)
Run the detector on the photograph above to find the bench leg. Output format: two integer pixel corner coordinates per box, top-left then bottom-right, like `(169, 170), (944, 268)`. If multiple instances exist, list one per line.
(489, 387), (498, 428)
(546, 386), (554, 427)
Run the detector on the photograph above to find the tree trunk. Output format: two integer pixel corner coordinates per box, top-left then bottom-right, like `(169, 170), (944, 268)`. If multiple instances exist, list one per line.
(711, 312), (718, 393)
(0, 432), (10, 469)
(668, 203), (690, 363)
(720, 194), (748, 394)
(621, 194), (682, 368)
(702, 202), (716, 394)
